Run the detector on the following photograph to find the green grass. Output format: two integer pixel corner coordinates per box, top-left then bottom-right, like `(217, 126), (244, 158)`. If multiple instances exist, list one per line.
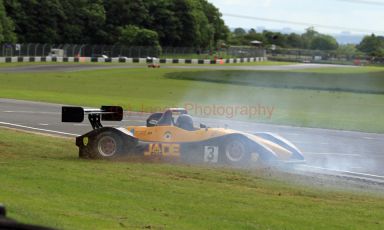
(165, 69), (384, 94)
(1, 128), (383, 229)
(294, 66), (384, 74)
(1, 66), (384, 132)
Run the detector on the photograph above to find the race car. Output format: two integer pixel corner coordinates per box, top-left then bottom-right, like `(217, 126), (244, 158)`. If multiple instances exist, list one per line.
(62, 106), (304, 166)
(147, 63), (160, 68)
(147, 57), (160, 68)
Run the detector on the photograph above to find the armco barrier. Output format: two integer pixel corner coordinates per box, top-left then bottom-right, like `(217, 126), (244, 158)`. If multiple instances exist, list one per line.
(0, 56), (267, 64)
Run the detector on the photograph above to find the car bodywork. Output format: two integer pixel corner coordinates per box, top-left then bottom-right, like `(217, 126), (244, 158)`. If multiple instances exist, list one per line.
(147, 63), (160, 68)
(62, 106), (304, 166)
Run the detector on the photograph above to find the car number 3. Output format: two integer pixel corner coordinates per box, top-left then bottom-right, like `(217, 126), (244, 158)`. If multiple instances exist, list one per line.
(204, 146), (219, 163)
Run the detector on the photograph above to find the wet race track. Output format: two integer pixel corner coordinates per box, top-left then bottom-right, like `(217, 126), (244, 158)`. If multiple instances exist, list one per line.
(1, 98), (383, 180)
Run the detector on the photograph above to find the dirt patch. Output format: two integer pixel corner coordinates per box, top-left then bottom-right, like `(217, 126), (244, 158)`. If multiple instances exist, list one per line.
(0, 142), (11, 148)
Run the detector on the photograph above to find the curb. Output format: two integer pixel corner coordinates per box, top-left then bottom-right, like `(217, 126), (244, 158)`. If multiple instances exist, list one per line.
(0, 56), (267, 64)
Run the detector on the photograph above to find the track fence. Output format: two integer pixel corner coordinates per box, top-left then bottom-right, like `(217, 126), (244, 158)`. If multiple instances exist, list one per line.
(0, 44), (266, 59)
(267, 48), (384, 65)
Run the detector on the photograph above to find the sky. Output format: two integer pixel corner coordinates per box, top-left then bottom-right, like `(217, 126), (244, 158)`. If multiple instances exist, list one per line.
(208, 0), (384, 35)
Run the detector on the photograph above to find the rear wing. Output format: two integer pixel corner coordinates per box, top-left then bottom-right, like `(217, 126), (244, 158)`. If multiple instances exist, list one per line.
(62, 106), (123, 129)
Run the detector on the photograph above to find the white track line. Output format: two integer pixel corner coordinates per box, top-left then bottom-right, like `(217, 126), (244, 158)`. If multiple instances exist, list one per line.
(0, 121), (79, 137)
(298, 165), (384, 180)
(304, 152), (361, 157)
(3, 111), (59, 114)
(293, 141), (329, 145)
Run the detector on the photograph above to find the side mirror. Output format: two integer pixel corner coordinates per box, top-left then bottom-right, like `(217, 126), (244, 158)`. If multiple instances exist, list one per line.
(146, 112), (163, 127)
(200, 123), (207, 129)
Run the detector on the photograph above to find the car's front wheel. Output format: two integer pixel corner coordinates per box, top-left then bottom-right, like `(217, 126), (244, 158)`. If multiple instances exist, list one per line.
(222, 137), (251, 166)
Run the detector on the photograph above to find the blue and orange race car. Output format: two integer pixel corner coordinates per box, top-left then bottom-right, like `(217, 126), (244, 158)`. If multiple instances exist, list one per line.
(62, 106), (304, 166)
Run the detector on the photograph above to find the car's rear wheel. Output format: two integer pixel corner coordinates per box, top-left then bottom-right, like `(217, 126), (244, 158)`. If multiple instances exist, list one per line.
(98, 136), (117, 157)
(90, 131), (123, 159)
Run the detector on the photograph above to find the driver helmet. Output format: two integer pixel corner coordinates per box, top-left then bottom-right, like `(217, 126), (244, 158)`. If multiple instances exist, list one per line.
(176, 114), (194, 131)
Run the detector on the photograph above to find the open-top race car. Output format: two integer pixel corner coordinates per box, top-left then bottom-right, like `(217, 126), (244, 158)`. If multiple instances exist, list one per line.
(147, 57), (160, 68)
(62, 106), (304, 166)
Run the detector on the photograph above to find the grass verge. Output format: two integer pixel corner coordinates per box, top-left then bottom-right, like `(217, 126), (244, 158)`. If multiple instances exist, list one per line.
(0, 128), (383, 229)
(165, 68), (384, 94)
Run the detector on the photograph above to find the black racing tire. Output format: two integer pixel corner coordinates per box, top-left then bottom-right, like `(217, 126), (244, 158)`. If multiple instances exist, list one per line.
(221, 137), (251, 166)
(89, 131), (124, 159)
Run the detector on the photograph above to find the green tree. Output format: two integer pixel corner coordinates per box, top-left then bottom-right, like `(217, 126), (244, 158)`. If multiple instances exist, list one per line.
(3, 0), (230, 48)
(104, 0), (148, 26)
(60, 0), (106, 44)
(334, 44), (360, 58)
(146, 0), (180, 46)
(286, 33), (303, 48)
(244, 30), (265, 44)
(171, 0), (198, 47)
(233, 27), (246, 37)
(4, 0), (65, 43)
(118, 25), (161, 55)
(262, 30), (287, 47)
(199, 0), (229, 47)
(229, 27), (248, 45)
(357, 34), (384, 57)
(301, 27), (319, 49)
(118, 25), (160, 47)
(310, 34), (338, 50)
(146, 0), (228, 48)
(0, 0), (16, 43)
(299, 27), (339, 50)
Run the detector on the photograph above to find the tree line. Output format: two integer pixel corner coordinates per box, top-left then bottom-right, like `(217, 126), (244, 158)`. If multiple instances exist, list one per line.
(230, 27), (384, 57)
(230, 27), (338, 50)
(0, 0), (229, 50)
(0, 0), (383, 57)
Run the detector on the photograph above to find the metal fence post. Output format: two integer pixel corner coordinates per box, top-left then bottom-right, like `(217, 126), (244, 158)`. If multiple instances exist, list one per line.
(34, 44), (38, 57)
(72, 44), (77, 57)
(91, 45), (95, 57)
(101, 45), (105, 56)
(79, 44), (85, 57)
(26, 44), (31, 57)
(42, 44), (47, 57)
(111, 45), (116, 57)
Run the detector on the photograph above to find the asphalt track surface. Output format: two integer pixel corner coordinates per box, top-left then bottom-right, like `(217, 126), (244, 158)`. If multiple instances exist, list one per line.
(1, 98), (383, 179)
(0, 63), (356, 73)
